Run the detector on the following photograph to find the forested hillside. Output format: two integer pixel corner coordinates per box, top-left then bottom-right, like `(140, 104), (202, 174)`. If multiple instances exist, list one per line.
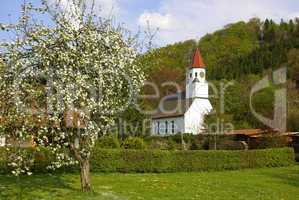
(131, 18), (299, 134)
(145, 18), (299, 80)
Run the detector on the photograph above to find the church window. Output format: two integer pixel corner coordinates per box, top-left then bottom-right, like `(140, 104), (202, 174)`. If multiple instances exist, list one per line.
(171, 121), (175, 133)
(195, 72), (198, 77)
(200, 71), (205, 78)
(157, 121), (160, 135)
(165, 121), (168, 134)
(190, 73), (192, 78)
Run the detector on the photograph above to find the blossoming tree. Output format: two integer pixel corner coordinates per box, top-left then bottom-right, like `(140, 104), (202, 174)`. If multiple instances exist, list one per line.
(0, 0), (144, 192)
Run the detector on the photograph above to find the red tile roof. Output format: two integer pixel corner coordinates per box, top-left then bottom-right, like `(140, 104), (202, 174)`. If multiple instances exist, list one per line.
(226, 129), (266, 136)
(226, 129), (285, 137)
(191, 48), (205, 68)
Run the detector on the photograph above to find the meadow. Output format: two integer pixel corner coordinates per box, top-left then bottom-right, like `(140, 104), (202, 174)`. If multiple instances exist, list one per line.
(0, 165), (298, 200)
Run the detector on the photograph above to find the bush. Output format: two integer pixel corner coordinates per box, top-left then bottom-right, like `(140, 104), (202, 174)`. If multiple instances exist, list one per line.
(147, 139), (168, 150)
(199, 135), (245, 150)
(145, 134), (205, 150)
(249, 136), (289, 149)
(122, 137), (146, 150)
(90, 148), (295, 173)
(190, 140), (205, 150)
(146, 137), (178, 150)
(96, 135), (120, 149)
(0, 147), (295, 174)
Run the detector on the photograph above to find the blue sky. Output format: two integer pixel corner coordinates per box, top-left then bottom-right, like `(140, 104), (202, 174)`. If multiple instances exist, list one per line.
(1, 0), (299, 46)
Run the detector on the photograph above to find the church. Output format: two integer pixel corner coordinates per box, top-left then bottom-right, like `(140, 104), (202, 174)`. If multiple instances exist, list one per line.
(151, 49), (212, 135)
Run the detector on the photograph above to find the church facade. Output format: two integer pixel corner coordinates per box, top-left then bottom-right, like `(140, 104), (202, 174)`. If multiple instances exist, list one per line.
(151, 49), (212, 135)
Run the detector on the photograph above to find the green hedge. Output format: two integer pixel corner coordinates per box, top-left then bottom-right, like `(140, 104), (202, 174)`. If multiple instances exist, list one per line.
(90, 148), (295, 173)
(0, 147), (295, 174)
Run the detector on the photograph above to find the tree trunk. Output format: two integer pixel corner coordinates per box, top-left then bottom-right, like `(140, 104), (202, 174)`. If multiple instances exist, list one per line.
(80, 159), (91, 192)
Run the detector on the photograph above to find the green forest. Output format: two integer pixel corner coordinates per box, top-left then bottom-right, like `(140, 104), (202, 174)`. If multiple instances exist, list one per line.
(125, 18), (299, 134)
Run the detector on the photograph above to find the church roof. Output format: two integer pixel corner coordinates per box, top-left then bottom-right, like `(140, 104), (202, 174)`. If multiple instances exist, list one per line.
(152, 91), (193, 119)
(191, 48), (205, 68)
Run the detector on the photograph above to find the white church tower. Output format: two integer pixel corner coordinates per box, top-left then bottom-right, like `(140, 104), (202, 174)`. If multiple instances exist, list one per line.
(151, 48), (212, 135)
(186, 49), (209, 99)
(183, 48), (212, 133)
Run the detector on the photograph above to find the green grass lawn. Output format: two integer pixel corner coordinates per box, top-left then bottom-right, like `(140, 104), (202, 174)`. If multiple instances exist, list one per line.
(0, 166), (299, 200)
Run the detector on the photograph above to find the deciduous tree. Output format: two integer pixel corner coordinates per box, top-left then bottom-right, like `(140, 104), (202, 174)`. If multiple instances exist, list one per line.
(0, 0), (144, 192)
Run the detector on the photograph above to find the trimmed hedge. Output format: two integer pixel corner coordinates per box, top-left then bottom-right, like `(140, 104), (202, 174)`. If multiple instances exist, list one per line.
(90, 148), (295, 173)
(0, 147), (295, 174)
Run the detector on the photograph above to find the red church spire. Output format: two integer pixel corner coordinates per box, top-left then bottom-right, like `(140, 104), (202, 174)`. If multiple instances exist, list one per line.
(191, 48), (205, 68)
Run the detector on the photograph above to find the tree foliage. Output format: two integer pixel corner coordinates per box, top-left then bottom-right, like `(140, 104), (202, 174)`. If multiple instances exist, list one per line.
(0, 0), (144, 191)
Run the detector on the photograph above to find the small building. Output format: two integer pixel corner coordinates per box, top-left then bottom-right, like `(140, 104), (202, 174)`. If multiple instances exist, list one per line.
(151, 49), (212, 135)
(226, 129), (297, 149)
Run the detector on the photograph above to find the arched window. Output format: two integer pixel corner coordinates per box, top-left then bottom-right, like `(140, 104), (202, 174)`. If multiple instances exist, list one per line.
(195, 72), (198, 77)
(157, 121), (160, 135)
(165, 121), (168, 134)
(190, 73), (192, 78)
(171, 121), (175, 134)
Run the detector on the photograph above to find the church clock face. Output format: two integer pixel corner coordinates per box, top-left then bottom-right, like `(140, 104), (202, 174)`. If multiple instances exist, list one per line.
(200, 71), (205, 78)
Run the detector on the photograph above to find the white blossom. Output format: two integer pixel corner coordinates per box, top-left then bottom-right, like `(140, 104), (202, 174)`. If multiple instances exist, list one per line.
(0, 0), (145, 177)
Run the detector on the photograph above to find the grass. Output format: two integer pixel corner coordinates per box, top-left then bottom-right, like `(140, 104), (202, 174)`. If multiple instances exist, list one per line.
(0, 166), (299, 200)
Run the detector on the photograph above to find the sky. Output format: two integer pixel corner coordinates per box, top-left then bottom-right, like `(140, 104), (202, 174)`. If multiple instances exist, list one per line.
(0, 0), (299, 47)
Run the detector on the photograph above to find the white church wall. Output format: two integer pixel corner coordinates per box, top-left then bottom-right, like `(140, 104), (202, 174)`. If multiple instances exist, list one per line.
(184, 98), (212, 134)
(194, 82), (209, 98)
(186, 68), (206, 98)
(152, 116), (184, 136)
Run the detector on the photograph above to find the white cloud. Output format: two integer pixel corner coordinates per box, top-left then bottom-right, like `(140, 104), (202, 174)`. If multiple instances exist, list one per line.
(137, 0), (299, 45)
(138, 12), (173, 30)
(47, 0), (299, 46)
(91, 0), (120, 18)
(47, 0), (120, 19)
(47, 0), (81, 28)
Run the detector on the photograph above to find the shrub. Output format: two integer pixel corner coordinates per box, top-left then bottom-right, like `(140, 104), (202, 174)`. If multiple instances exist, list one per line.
(166, 133), (194, 144)
(166, 139), (178, 150)
(0, 147), (295, 174)
(146, 137), (178, 150)
(90, 148), (295, 173)
(188, 135), (206, 150)
(249, 135), (289, 149)
(190, 140), (204, 150)
(158, 134), (203, 150)
(96, 135), (120, 149)
(122, 137), (146, 149)
(217, 140), (247, 150)
(147, 139), (169, 150)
